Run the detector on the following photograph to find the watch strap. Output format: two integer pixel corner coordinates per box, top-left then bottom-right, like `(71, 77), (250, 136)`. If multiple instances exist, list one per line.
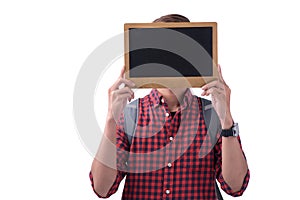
(221, 123), (239, 137)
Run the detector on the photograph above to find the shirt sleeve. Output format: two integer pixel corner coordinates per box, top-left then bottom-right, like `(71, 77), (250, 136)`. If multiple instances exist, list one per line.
(214, 135), (250, 197)
(89, 114), (130, 198)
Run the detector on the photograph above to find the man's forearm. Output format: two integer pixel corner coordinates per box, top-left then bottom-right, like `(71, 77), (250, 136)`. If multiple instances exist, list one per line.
(201, 64), (249, 193)
(91, 118), (118, 196)
(221, 136), (248, 192)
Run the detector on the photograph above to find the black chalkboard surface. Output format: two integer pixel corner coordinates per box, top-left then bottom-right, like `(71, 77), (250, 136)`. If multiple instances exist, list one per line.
(124, 22), (218, 88)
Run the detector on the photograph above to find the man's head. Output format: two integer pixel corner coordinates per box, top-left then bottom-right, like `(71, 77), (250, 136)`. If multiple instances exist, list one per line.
(153, 14), (190, 96)
(153, 14), (190, 23)
(153, 14), (190, 97)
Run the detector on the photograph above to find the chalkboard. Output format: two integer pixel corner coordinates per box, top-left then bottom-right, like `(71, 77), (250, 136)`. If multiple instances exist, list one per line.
(124, 22), (218, 88)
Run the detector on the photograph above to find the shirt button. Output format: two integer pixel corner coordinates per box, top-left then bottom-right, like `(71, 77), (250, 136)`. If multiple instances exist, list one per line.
(165, 189), (170, 194)
(165, 112), (169, 117)
(167, 163), (172, 167)
(161, 98), (165, 103)
(169, 136), (173, 141)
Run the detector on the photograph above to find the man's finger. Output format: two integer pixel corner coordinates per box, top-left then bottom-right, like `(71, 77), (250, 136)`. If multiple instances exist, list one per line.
(218, 64), (227, 85)
(116, 92), (132, 101)
(111, 77), (135, 91)
(119, 66), (126, 78)
(119, 78), (135, 88)
(201, 80), (223, 91)
(201, 87), (223, 96)
(114, 86), (134, 95)
(202, 80), (218, 90)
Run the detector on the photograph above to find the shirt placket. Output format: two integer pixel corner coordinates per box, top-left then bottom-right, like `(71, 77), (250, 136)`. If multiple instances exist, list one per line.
(161, 104), (178, 200)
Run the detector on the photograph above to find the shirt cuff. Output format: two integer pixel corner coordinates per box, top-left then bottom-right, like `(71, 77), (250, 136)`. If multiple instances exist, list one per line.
(89, 171), (113, 198)
(220, 169), (250, 197)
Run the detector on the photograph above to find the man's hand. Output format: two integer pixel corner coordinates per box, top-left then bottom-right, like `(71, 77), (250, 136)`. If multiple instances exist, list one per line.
(107, 66), (135, 122)
(91, 66), (134, 197)
(201, 64), (233, 129)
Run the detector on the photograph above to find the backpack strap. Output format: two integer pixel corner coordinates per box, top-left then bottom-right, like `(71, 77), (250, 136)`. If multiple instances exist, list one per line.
(123, 99), (139, 145)
(200, 98), (222, 147)
(200, 98), (223, 200)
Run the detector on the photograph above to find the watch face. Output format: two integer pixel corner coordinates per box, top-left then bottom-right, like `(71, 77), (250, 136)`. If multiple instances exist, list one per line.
(232, 123), (239, 137)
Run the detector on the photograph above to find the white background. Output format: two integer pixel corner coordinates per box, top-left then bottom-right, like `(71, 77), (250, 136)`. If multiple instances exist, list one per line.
(1, 0), (300, 199)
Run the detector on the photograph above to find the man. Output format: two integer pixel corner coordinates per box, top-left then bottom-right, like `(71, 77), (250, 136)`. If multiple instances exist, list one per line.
(90, 14), (250, 199)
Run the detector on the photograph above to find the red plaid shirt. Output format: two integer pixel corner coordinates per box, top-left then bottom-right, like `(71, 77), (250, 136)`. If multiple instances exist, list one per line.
(90, 89), (250, 199)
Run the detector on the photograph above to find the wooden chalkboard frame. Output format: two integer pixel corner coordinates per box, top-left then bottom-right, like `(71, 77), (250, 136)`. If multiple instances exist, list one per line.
(124, 22), (218, 88)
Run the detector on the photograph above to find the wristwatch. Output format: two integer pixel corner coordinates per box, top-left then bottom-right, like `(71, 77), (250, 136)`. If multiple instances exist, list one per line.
(221, 123), (239, 137)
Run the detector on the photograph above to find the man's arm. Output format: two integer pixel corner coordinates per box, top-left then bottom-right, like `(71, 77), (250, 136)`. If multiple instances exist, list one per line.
(221, 128), (249, 192)
(91, 118), (118, 197)
(214, 134), (250, 196)
(90, 67), (135, 197)
(217, 110), (248, 192)
(201, 64), (249, 192)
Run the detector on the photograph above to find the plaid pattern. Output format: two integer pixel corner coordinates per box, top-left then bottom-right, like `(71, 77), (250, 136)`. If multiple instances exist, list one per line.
(90, 89), (250, 199)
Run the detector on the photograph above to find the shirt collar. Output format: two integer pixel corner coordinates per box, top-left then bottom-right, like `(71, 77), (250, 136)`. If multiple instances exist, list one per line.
(149, 88), (194, 110)
(149, 89), (163, 107)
